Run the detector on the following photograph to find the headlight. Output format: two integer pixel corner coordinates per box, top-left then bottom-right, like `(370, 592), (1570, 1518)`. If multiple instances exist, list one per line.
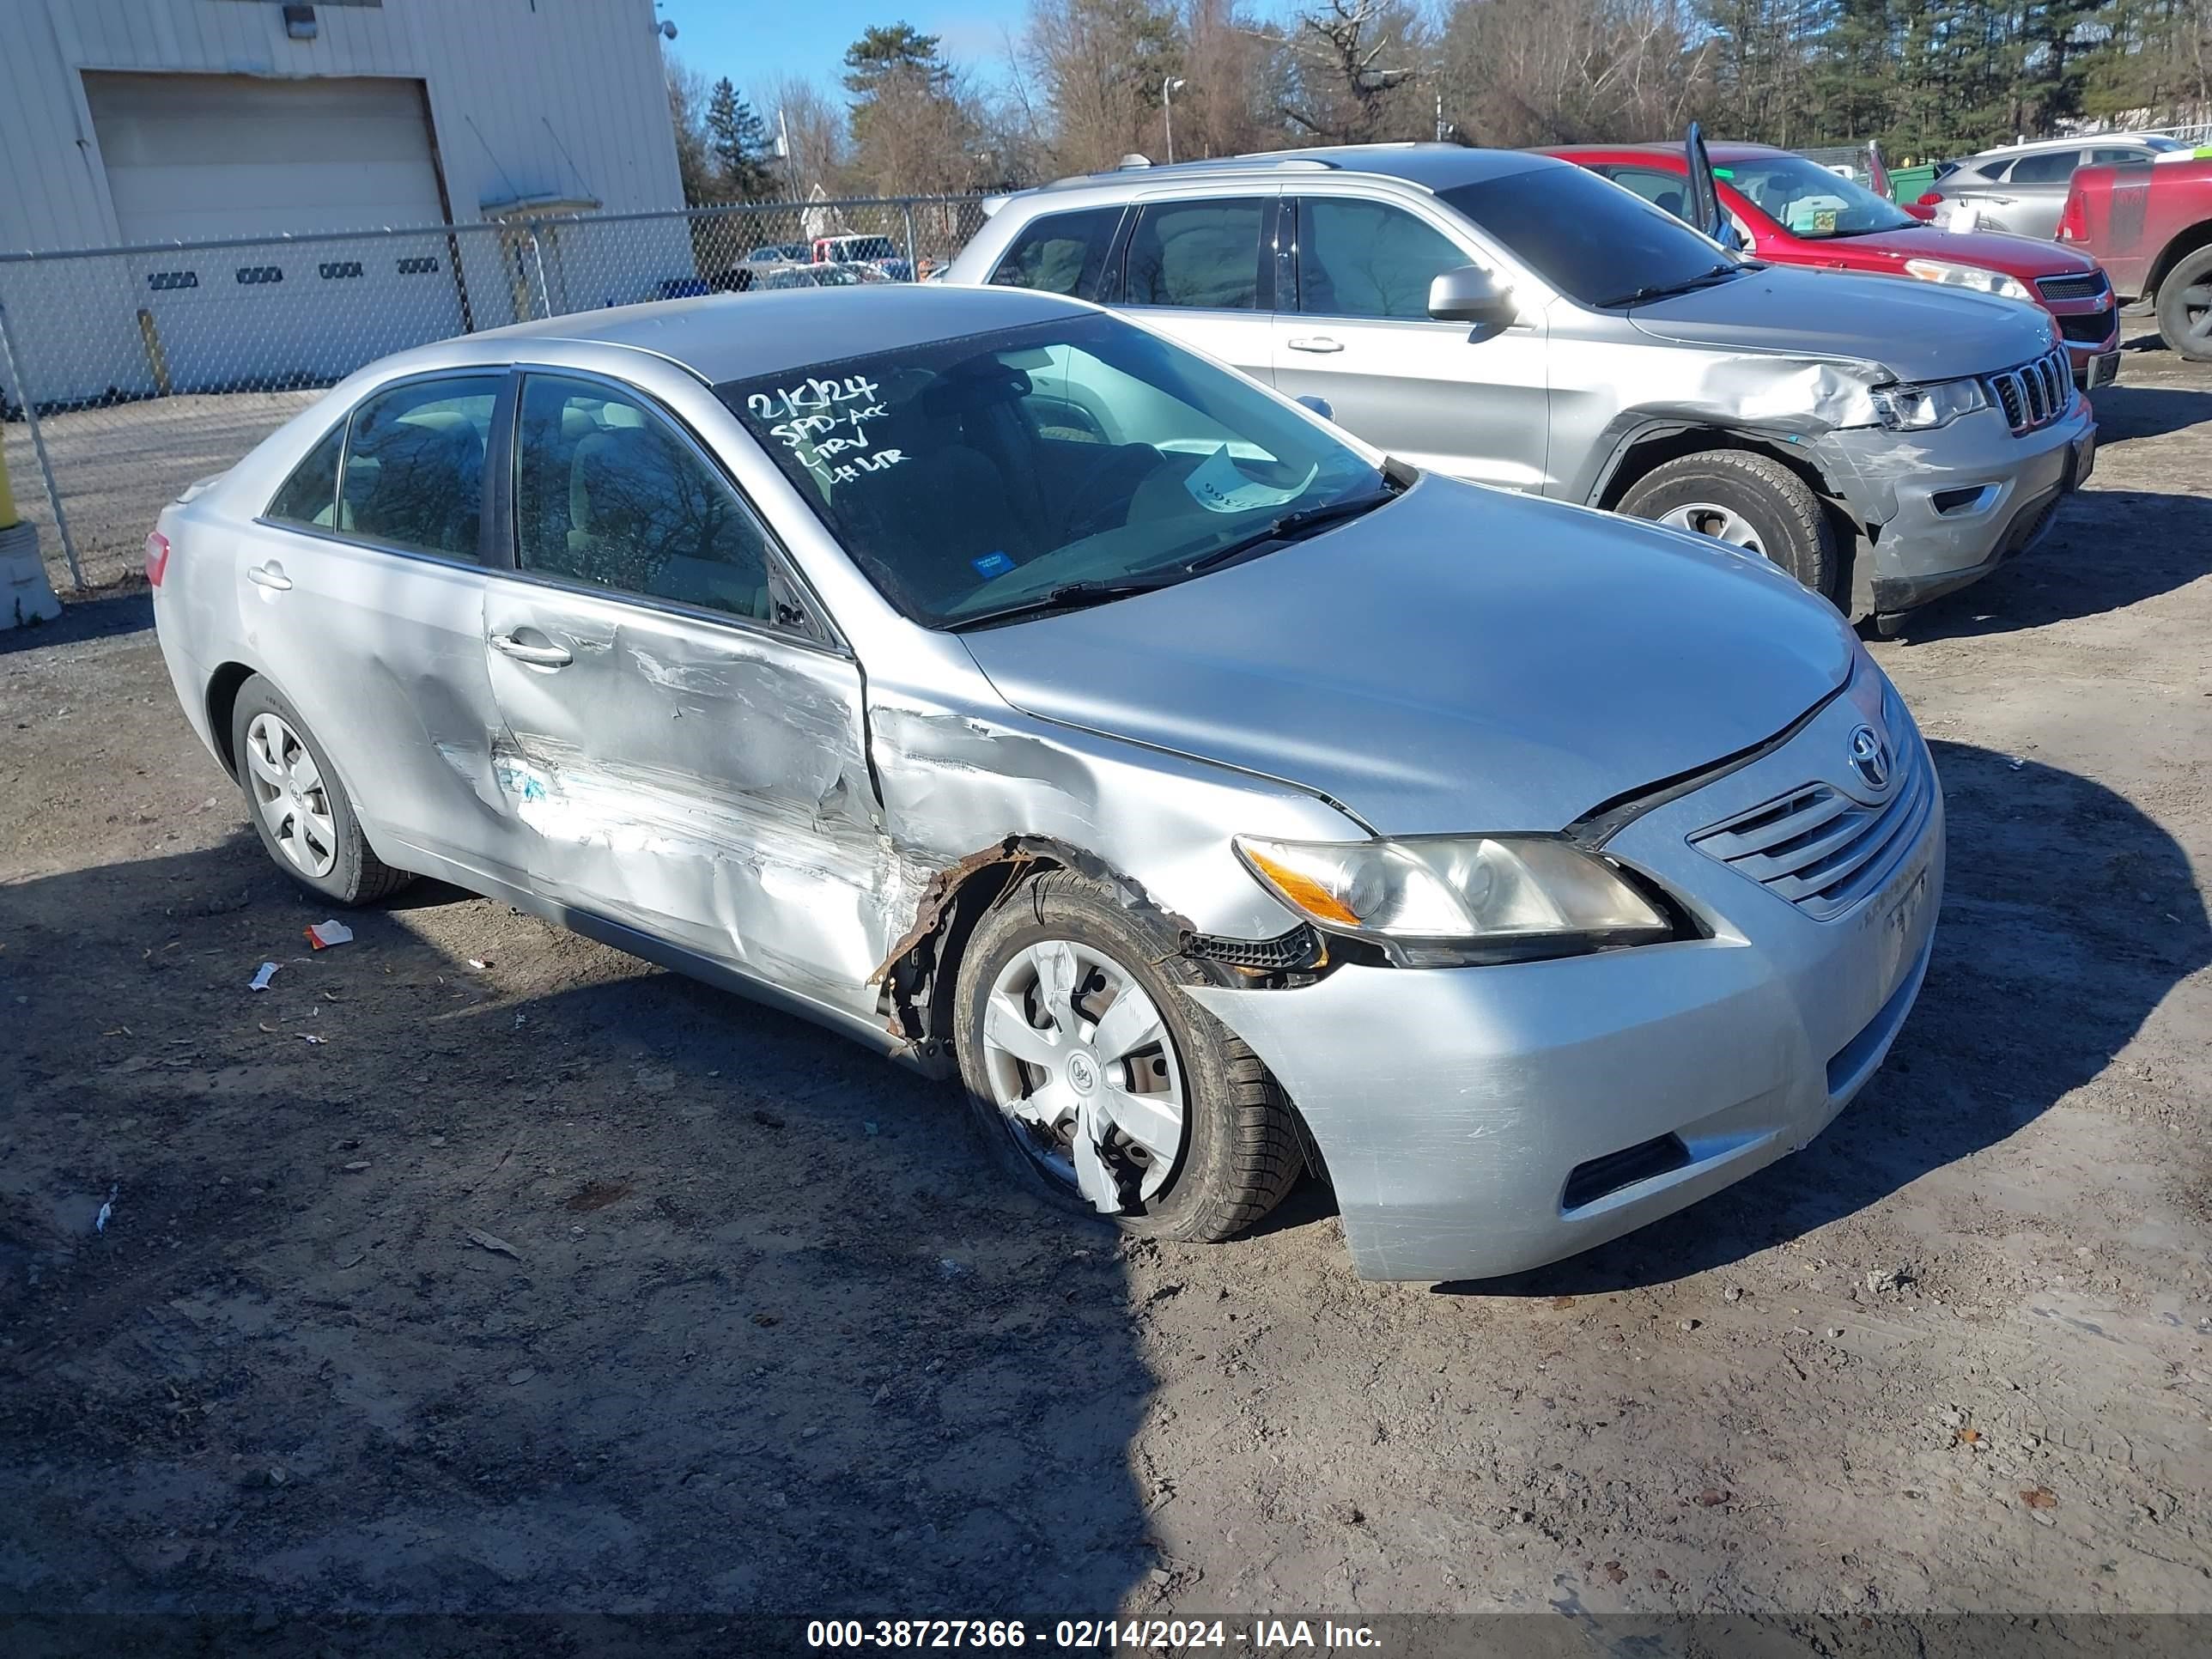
(1902, 258), (2035, 304)
(1870, 376), (1990, 430)
(1235, 834), (1673, 966)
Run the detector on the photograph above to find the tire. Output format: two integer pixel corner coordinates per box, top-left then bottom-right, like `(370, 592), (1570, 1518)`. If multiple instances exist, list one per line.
(952, 869), (1302, 1243)
(1617, 449), (1839, 600)
(2155, 246), (2212, 362)
(229, 674), (414, 906)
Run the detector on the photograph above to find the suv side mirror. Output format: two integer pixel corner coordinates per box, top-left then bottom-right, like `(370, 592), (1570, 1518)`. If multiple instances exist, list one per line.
(1428, 265), (1516, 327)
(1293, 394), (1334, 422)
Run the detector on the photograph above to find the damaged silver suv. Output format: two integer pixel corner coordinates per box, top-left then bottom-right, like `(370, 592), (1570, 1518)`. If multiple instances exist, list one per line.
(150, 286), (1940, 1282)
(948, 141), (2097, 628)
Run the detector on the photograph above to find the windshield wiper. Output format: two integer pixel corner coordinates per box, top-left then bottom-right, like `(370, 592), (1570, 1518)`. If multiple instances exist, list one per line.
(945, 574), (1188, 632)
(1599, 263), (1744, 308)
(1185, 481), (1404, 575)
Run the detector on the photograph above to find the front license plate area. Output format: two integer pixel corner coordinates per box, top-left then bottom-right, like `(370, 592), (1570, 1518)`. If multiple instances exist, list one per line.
(1876, 863), (1932, 990)
(2073, 425), (2096, 488)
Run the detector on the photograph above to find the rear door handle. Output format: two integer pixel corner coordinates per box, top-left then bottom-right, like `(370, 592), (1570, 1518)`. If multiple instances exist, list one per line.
(491, 632), (573, 668)
(246, 562), (291, 591)
(1285, 336), (1344, 354)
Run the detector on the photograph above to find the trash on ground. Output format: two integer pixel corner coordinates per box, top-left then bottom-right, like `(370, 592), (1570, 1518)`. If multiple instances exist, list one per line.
(248, 962), (280, 992)
(2021, 1487), (2057, 1510)
(299, 1033), (326, 1045)
(94, 1183), (117, 1234)
(463, 1226), (522, 1261)
(304, 920), (354, 950)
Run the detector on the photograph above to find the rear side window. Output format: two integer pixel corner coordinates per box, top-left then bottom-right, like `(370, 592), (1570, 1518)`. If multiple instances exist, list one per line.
(338, 376), (501, 557)
(989, 207), (1123, 300)
(1124, 198), (1267, 310)
(1598, 167), (1693, 222)
(1296, 198), (1470, 319)
(514, 374), (773, 624)
(2092, 147), (2152, 167)
(2005, 151), (2081, 185)
(266, 422), (344, 527)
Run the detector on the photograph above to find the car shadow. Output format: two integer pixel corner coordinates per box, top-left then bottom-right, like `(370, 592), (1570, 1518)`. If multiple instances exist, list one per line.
(1891, 487), (2212, 638)
(0, 586), (150, 655)
(2087, 379), (2212, 441)
(1419, 742), (2207, 1295)
(0, 836), (1152, 1619)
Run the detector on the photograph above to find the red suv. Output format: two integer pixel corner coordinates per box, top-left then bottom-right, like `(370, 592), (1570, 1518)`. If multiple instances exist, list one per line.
(1544, 142), (2122, 388)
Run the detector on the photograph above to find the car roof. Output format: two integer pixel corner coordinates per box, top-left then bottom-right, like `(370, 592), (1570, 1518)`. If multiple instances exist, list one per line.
(1009, 142), (1555, 203)
(1972, 132), (2164, 158)
(1540, 142), (1792, 166)
(451, 285), (1084, 386)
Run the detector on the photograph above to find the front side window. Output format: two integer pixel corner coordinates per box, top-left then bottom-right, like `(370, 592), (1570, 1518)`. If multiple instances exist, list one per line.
(989, 207), (1124, 300)
(1296, 198), (1470, 320)
(1439, 163), (1747, 306)
(1123, 198), (1267, 310)
(720, 312), (1384, 629)
(338, 376), (501, 557)
(514, 374), (773, 624)
(267, 422), (344, 527)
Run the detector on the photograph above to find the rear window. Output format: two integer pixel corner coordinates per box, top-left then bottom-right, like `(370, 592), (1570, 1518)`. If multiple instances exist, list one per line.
(988, 206), (1124, 301)
(2005, 151), (2081, 184)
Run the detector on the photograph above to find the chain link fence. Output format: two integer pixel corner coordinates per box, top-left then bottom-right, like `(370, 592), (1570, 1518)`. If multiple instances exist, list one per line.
(0, 194), (989, 591)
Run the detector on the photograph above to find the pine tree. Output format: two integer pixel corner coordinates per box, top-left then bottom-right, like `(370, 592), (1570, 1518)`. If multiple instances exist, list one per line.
(705, 76), (776, 201)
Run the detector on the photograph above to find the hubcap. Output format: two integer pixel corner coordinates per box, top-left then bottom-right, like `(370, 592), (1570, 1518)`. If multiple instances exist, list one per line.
(2182, 281), (2212, 343)
(244, 711), (338, 879)
(1658, 501), (1766, 557)
(978, 938), (1188, 1214)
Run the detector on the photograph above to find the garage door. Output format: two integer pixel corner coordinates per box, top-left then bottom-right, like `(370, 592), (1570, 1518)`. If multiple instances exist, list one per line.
(83, 73), (465, 392)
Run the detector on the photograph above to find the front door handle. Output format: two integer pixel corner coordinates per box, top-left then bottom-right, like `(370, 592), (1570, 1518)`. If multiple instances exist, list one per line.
(491, 632), (573, 668)
(1285, 336), (1344, 354)
(246, 562), (291, 591)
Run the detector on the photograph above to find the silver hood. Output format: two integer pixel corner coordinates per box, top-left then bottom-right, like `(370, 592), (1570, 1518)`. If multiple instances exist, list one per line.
(958, 477), (1857, 836)
(1628, 266), (2055, 383)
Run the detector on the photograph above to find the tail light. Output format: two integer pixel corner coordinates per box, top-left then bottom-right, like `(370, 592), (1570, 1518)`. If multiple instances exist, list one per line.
(144, 530), (170, 587)
(1916, 191), (1942, 206)
(2056, 193), (2086, 243)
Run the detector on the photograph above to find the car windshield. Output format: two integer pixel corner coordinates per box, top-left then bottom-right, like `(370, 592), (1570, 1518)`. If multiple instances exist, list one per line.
(2146, 136), (2185, 152)
(720, 311), (1385, 628)
(1717, 155), (1918, 238)
(1438, 163), (1747, 307)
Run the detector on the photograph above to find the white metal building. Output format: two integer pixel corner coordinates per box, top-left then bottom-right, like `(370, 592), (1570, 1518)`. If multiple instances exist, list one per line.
(0, 0), (689, 400)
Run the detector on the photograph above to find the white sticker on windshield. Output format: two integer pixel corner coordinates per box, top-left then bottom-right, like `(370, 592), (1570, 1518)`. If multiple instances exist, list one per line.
(1183, 445), (1317, 514)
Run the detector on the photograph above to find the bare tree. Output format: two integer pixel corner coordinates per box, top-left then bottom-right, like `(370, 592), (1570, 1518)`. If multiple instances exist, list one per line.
(754, 76), (848, 200)
(1273, 0), (1432, 145)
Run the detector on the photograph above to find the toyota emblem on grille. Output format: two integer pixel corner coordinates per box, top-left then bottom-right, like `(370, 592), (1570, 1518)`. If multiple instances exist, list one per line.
(1849, 725), (1893, 791)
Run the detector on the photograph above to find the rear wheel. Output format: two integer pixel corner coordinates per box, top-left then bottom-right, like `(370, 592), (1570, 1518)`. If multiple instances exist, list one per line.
(1618, 449), (1839, 600)
(952, 870), (1301, 1242)
(229, 675), (413, 906)
(2155, 246), (2212, 362)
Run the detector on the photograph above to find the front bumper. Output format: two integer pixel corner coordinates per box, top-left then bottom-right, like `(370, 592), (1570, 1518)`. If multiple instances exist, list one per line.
(1819, 397), (2095, 617)
(1188, 683), (1944, 1283)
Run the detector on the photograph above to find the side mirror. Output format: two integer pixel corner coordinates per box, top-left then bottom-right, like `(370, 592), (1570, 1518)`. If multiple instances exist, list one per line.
(1293, 393), (1334, 422)
(1713, 218), (1746, 253)
(1428, 264), (1516, 327)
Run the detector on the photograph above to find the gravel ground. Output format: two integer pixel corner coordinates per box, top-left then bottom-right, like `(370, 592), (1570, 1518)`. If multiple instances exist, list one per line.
(2, 339), (2209, 1645)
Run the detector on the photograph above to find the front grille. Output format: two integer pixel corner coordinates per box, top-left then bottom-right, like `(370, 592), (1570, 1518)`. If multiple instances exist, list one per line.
(2057, 307), (2116, 345)
(1690, 727), (1935, 922)
(2035, 271), (2110, 301)
(1984, 349), (2072, 435)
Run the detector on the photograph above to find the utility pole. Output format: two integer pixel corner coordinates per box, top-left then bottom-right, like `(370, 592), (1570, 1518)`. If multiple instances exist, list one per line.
(1164, 76), (1187, 164)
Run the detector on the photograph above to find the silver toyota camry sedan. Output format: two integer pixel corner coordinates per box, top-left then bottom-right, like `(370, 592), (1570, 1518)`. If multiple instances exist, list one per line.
(148, 285), (1942, 1281)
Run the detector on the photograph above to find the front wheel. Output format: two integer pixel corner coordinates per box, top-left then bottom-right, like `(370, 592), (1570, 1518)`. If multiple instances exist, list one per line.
(952, 870), (1302, 1242)
(2155, 246), (2212, 362)
(1618, 449), (1839, 600)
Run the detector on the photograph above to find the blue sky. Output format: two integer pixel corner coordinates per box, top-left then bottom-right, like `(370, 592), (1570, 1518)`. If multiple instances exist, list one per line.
(658, 2), (1036, 97)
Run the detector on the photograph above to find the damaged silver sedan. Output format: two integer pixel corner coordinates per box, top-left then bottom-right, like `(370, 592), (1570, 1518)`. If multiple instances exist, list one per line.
(149, 285), (1942, 1281)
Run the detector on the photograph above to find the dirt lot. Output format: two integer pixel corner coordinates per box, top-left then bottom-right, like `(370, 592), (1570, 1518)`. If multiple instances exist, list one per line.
(3, 337), (2210, 1646)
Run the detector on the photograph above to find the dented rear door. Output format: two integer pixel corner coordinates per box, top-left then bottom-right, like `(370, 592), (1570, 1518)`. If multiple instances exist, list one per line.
(479, 370), (891, 1014)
